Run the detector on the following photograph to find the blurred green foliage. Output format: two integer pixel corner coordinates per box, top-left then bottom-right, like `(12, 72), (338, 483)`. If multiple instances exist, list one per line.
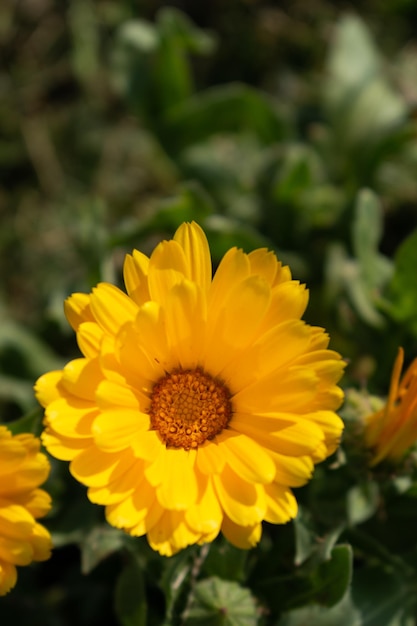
(2, 0), (417, 624)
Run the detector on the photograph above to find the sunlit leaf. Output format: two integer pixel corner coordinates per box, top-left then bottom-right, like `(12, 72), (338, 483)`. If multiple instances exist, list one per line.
(183, 577), (259, 626)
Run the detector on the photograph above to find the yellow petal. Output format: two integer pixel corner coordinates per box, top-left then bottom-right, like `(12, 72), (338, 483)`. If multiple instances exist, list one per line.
(70, 445), (134, 487)
(147, 510), (201, 556)
(129, 492), (164, 536)
(186, 478), (223, 534)
(123, 249), (150, 305)
(254, 320), (312, 375)
(196, 441), (226, 475)
(271, 452), (313, 487)
(221, 275), (271, 347)
(41, 429), (87, 461)
(148, 239), (187, 303)
(209, 247), (250, 314)
(218, 319), (311, 392)
(64, 292), (94, 330)
(30, 523), (52, 561)
(89, 283), (138, 335)
(46, 397), (98, 438)
(105, 482), (151, 529)
(0, 561), (17, 595)
(87, 457), (145, 505)
(217, 430), (275, 484)
(146, 448), (198, 510)
(221, 516), (262, 549)
(232, 414), (325, 458)
(61, 358), (103, 401)
(93, 410), (149, 452)
(0, 534), (33, 566)
(260, 281), (308, 331)
(0, 505), (33, 540)
(264, 483), (298, 523)
(247, 248), (280, 285)
(165, 280), (206, 368)
(76, 321), (104, 358)
(233, 367), (318, 413)
(213, 466), (266, 526)
(34, 370), (63, 407)
(174, 222), (212, 294)
(95, 380), (143, 411)
(13, 489), (51, 519)
(116, 319), (165, 390)
(0, 438), (27, 477)
(0, 454), (50, 495)
(105, 479), (163, 534)
(130, 430), (162, 461)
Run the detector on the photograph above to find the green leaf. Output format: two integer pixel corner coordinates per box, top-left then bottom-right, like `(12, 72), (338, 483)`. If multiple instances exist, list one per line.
(202, 540), (248, 582)
(278, 591), (361, 626)
(160, 548), (194, 623)
(385, 228), (417, 334)
(109, 181), (215, 248)
(111, 9), (215, 118)
(312, 545), (353, 607)
(5, 407), (43, 436)
(352, 189), (393, 290)
(154, 7), (215, 112)
(294, 508), (316, 566)
(180, 134), (264, 224)
(284, 542), (353, 611)
(117, 19), (159, 53)
(163, 83), (291, 153)
(349, 189), (393, 326)
(115, 555), (147, 626)
(346, 482), (379, 525)
(324, 14), (406, 145)
(352, 565), (416, 626)
(325, 190), (393, 328)
(0, 316), (63, 378)
(183, 577), (259, 626)
(80, 525), (129, 574)
(68, 0), (100, 83)
(204, 215), (273, 260)
(0, 376), (38, 412)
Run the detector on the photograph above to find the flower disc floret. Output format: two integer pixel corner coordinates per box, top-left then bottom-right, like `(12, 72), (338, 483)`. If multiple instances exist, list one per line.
(35, 221), (345, 556)
(149, 368), (232, 450)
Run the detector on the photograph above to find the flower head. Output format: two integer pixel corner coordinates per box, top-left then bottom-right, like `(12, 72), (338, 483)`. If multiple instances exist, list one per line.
(0, 426), (52, 595)
(365, 347), (417, 466)
(35, 222), (344, 556)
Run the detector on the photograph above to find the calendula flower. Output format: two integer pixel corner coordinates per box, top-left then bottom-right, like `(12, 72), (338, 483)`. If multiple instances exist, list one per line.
(365, 347), (417, 466)
(35, 222), (344, 556)
(0, 426), (52, 595)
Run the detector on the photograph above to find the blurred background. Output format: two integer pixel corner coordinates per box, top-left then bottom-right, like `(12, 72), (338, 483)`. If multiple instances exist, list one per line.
(1, 0), (417, 624)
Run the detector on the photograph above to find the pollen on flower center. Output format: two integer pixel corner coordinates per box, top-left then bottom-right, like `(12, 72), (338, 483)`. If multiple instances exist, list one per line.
(148, 368), (232, 450)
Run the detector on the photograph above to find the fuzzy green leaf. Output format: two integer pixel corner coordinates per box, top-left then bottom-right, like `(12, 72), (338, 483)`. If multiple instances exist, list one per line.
(183, 577), (259, 626)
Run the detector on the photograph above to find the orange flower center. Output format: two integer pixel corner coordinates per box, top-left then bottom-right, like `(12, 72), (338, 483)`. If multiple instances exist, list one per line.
(148, 368), (232, 450)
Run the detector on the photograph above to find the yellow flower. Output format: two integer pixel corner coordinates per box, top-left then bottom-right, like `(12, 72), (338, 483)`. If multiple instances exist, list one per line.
(365, 347), (417, 466)
(35, 222), (344, 556)
(0, 426), (52, 595)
